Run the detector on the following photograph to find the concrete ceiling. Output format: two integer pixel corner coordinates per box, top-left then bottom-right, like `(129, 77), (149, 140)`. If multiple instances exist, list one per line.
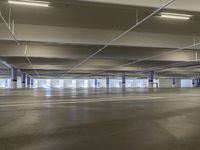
(0, 0), (200, 79)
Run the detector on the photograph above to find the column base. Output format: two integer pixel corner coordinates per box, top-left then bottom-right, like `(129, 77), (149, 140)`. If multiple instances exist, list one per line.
(149, 82), (154, 88)
(11, 82), (17, 89)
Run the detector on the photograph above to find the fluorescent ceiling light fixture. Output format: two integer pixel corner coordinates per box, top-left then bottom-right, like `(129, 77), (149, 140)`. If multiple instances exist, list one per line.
(8, 0), (49, 7)
(160, 12), (192, 20)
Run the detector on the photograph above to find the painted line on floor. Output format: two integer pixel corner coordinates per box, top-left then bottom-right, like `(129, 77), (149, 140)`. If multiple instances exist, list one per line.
(0, 95), (162, 103)
(0, 96), (163, 107)
(0, 95), (159, 104)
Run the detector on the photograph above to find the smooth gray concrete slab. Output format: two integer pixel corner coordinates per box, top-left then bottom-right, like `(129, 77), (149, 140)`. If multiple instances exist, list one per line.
(0, 88), (200, 150)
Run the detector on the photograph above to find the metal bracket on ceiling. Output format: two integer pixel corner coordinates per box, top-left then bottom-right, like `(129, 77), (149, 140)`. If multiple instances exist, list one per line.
(0, 9), (40, 78)
(136, 9), (139, 24)
(60, 0), (175, 78)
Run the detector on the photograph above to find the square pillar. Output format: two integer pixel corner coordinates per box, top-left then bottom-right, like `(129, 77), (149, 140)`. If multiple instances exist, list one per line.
(95, 79), (98, 88)
(172, 78), (181, 88)
(31, 79), (34, 86)
(148, 71), (154, 88)
(22, 73), (26, 84)
(122, 75), (126, 88)
(106, 77), (110, 88)
(27, 76), (31, 85)
(197, 79), (200, 87)
(11, 67), (17, 82)
(172, 78), (176, 88)
(148, 71), (154, 83)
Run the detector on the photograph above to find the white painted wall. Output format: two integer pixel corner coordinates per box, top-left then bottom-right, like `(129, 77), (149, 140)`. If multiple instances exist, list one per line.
(88, 79), (95, 88)
(132, 79), (149, 88)
(76, 79), (85, 88)
(181, 79), (193, 87)
(0, 79), (10, 88)
(98, 79), (106, 88)
(159, 78), (181, 88)
(110, 79), (121, 88)
(63, 80), (75, 88)
(159, 79), (173, 88)
(122, 79), (149, 88)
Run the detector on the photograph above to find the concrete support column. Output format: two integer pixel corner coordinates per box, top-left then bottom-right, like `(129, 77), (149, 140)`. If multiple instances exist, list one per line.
(22, 73), (26, 84)
(172, 78), (181, 88)
(27, 76), (31, 85)
(197, 79), (200, 87)
(21, 73), (26, 88)
(192, 79), (196, 87)
(95, 79), (98, 88)
(11, 67), (17, 88)
(31, 79), (34, 86)
(122, 75), (126, 89)
(106, 77), (110, 88)
(148, 71), (154, 88)
(11, 67), (17, 82)
(172, 78), (176, 88)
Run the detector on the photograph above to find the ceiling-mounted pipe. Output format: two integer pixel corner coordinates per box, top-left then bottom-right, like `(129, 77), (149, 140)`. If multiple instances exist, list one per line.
(114, 42), (200, 69)
(0, 10), (40, 78)
(89, 41), (200, 77)
(8, 8), (11, 29)
(60, 0), (175, 77)
(108, 59), (200, 78)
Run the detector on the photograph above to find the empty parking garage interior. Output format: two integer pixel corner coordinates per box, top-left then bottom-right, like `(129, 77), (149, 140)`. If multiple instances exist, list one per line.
(1, 0), (200, 149)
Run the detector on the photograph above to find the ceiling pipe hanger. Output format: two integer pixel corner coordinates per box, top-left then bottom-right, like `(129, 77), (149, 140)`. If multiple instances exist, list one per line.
(0, 10), (40, 78)
(60, 0), (175, 78)
(88, 38), (200, 77)
(101, 57), (200, 78)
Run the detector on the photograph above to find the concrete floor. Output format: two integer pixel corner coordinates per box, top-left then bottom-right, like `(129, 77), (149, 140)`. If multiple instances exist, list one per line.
(0, 87), (200, 150)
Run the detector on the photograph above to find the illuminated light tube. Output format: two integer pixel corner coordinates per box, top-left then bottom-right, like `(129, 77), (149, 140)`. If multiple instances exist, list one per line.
(8, 0), (49, 7)
(160, 12), (192, 20)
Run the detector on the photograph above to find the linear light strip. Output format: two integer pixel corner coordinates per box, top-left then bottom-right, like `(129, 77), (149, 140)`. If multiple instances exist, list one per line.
(161, 15), (190, 20)
(160, 12), (192, 20)
(161, 12), (192, 17)
(8, 0), (49, 7)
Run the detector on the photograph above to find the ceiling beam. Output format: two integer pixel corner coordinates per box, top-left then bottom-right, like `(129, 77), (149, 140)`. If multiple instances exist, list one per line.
(79, 0), (200, 13)
(0, 23), (199, 49)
